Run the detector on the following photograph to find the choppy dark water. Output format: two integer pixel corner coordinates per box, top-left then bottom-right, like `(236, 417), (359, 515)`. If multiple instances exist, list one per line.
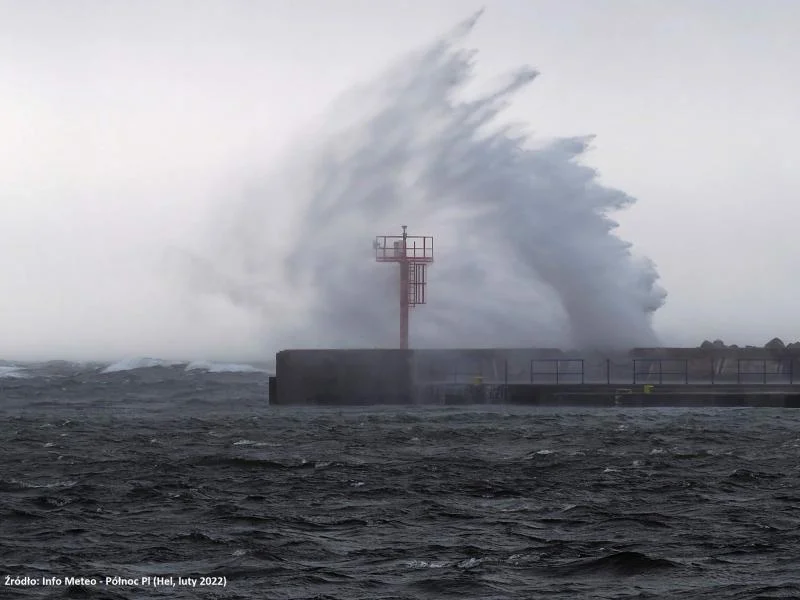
(3, 364), (800, 599)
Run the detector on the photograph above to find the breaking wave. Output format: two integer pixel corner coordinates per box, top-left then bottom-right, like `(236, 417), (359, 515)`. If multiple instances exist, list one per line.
(175, 10), (666, 351)
(100, 357), (266, 374)
(0, 366), (28, 379)
(101, 357), (183, 373)
(185, 361), (266, 373)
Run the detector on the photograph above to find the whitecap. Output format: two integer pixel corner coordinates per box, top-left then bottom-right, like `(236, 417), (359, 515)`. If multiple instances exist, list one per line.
(101, 357), (183, 373)
(457, 558), (484, 569)
(0, 366), (27, 378)
(405, 560), (449, 569)
(185, 360), (266, 373)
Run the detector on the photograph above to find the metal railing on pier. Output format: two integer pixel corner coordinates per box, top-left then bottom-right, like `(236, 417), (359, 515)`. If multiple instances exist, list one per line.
(425, 357), (800, 387)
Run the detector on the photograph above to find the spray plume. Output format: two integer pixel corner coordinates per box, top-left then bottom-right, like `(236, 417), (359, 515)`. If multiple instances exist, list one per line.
(176, 11), (666, 352)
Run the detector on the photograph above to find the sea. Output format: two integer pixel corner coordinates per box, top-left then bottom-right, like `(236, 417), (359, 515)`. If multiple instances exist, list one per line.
(2, 360), (800, 599)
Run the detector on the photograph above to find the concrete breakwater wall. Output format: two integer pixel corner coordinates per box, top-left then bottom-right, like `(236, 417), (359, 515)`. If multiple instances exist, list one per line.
(274, 349), (413, 406)
(272, 347), (800, 405)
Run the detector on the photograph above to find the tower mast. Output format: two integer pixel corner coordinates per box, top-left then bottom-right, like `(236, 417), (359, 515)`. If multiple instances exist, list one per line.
(374, 226), (434, 349)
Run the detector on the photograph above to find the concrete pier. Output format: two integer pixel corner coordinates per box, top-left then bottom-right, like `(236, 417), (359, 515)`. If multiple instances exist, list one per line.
(271, 347), (800, 407)
(274, 349), (413, 405)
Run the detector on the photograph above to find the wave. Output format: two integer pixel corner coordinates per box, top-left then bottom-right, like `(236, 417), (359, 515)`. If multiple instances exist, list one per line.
(0, 366), (28, 378)
(99, 357), (269, 375)
(557, 550), (677, 576)
(185, 361), (266, 374)
(100, 357), (184, 373)
(177, 10), (666, 352)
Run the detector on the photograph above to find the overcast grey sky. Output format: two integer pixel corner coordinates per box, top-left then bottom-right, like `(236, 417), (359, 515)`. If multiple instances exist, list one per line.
(1, 0), (799, 360)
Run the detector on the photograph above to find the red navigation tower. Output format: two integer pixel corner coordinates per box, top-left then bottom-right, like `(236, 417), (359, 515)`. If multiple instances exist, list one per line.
(374, 226), (434, 349)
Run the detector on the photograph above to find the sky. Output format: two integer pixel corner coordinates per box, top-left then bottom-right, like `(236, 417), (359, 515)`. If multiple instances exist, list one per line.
(1, 0), (799, 361)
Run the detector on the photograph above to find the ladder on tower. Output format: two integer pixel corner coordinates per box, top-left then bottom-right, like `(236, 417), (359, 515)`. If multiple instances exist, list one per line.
(408, 262), (427, 306)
